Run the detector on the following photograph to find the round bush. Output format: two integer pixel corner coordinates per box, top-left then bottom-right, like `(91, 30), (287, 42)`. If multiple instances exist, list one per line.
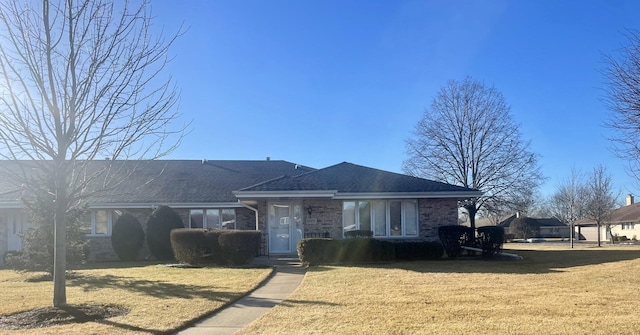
(111, 213), (144, 261)
(146, 205), (184, 260)
(170, 228), (208, 265)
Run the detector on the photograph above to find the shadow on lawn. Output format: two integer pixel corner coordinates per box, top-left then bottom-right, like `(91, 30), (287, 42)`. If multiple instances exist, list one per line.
(391, 248), (640, 274)
(69, 275), (237, 302)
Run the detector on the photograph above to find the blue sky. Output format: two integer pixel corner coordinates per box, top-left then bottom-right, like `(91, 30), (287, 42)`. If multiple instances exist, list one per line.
(150, 1), (640, 199)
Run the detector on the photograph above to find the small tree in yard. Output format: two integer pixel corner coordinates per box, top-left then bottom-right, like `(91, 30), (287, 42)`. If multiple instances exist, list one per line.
(147, 206), (184, 260)
(585, 166), (617, 247)
(0, 0), (185, 307)
(6, 180), (88, 275)
(509, 216), (538, 239)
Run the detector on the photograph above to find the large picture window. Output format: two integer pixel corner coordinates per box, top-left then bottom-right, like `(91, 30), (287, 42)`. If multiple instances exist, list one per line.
(189, 209), (236, 229)
(343, 200), (418, 238)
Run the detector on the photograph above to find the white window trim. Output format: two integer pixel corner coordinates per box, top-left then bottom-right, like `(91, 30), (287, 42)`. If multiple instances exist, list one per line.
(87, 210), (114, 236)
(189, 208), (236, 229)
(343, 200), (418, 238)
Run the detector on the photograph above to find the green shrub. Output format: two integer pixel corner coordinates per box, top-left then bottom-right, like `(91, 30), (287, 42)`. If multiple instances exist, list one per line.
(298, 238), (395, 265)
(111, 213), (144, 261)
(6, 212), (88, 275)
(477, 226), (505, 257)
(203, 229), (225, 264)
(438, 225), (475, 258)
(344, 229), (373, 239)
(170, 228), (208, 265)
(146, 205), (184, 260)
(297, 238), (336, 266)
(218, 230), (261, 265)
(393, 241), (444, 260)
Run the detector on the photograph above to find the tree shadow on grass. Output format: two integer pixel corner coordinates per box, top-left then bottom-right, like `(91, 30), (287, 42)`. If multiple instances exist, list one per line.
(391, 248), (640, 274)
(69, 275), (238, 302)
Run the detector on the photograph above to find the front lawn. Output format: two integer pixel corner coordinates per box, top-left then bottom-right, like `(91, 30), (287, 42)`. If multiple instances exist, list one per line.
(238, 244), (640, 334)
(0, 262), (272, 334)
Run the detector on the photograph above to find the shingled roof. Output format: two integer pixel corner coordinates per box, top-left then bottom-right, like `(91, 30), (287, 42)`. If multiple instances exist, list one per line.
(235, 162), (481, 198)
(499, 215), (567, 228)
(0, 160), (315, 205)
(575, 202), (640, 225)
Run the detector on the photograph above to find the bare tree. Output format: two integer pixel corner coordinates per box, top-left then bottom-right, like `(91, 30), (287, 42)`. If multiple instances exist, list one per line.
(549, 169), (589, 223)
(0, 0), (185, 306)
(585, 165), (617, 247)
(548, 169), (589, 247)
(604, 30), (640, 182)
(403, 77), (543, 229)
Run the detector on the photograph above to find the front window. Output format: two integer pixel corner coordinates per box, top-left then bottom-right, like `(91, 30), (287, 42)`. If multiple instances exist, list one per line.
(343, 200), (418, 238)
(189, 209), (236, 229)
(81, 209), (121, 236)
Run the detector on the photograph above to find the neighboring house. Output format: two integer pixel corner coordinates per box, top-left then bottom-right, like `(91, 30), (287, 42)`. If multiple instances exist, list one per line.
(0, 160), (481, 264)
(575, 194), (640, 242)
(498, 214), (570, 239)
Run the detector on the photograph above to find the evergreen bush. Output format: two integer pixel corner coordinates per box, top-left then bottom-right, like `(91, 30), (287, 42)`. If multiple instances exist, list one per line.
(438, 225), (475, 258)
(146, 205), (184, 260)
(111, 212), (144, 261)
(170, 228), (208, 265)
(217, 230), (261, 265)
(477, 226), (505, 257)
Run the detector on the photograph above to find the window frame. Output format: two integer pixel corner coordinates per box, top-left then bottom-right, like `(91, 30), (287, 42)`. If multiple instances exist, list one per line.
(189, 208), (236, 230)
(84, 209), (121, 236)
(343, 200), (419, 238)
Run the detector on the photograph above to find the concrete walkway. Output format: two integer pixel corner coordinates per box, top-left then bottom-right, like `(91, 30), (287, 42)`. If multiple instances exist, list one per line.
(174, 256), (305, 335)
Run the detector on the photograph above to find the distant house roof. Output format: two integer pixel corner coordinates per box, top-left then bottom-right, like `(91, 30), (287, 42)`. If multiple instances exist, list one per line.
(575, 202), (640, 226)
(499, 215), (568, 228)
(234, 162), (482, 199)
(0, 160), (315, 207)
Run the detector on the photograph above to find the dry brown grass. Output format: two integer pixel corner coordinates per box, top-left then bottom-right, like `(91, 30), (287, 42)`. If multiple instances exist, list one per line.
(0, 262), (272, 334)
(239, 243), (640, 335)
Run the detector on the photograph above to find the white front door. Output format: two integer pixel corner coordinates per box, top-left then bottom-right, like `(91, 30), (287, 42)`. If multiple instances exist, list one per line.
(268, 201), (303, 254)
(7, 210), (27, 251)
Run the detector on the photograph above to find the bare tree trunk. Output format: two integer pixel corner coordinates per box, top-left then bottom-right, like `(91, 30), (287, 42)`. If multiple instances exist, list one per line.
(597, 222), (601, 247)
(52, 161), (67, 307)
(466, 205), (478, 230)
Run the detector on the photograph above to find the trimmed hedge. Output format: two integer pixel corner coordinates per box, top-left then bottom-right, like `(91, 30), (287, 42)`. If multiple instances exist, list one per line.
(297, 238), (335, 266)
(438, 225), (475, 258)
(168, 229), (261, 266)
(146, 205), (184, 260)
(218, 230), (261, 265)
(298, 238), (444, 265)
(111, 213), (144, 261)
(170, 228), (208, 265)
(477, 226), (505, 257)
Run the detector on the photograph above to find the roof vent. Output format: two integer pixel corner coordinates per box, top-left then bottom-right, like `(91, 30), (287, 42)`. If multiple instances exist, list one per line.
(266, 157), (270, 161)
(202, 159), (207, 165)
(627, 194), (634, 206)
(295, 164), (299, 170)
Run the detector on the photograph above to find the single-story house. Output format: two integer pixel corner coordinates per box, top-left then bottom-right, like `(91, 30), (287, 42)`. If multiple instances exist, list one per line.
(575, 194), (640, 242)
(0, 159), (482, 263)
(498, 214), (570, 239)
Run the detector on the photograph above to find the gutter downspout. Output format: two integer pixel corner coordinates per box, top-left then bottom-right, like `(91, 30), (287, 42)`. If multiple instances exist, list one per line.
(238, 201), (259, 231)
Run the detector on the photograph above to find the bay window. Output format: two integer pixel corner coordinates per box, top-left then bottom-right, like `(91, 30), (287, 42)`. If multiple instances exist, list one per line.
(343, 200), (418, 238)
